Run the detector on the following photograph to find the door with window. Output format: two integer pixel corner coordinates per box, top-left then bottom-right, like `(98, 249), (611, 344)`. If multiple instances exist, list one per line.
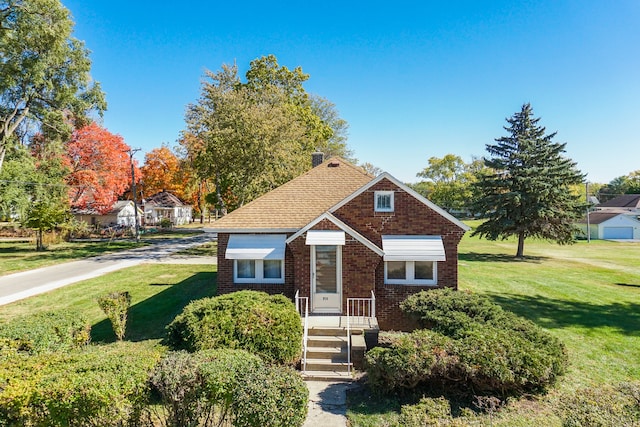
(311, 245), (342, 313)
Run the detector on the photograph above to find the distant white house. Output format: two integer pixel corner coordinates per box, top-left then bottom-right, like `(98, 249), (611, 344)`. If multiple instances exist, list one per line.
(143, 191), (193, 226)
(72, 200), (141, 228)
(578, 194), (640, 240)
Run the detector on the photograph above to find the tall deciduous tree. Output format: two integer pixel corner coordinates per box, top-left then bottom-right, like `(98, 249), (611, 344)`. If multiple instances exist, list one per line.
(141, 146), (181, 197)
(472, 103), (585, 258)
(182, 56), (351, 212)
(22, 136), (70, 250)
(0, 0), (106, 172)
(415, 154), (482, 213)
(65, 123), (135, 214)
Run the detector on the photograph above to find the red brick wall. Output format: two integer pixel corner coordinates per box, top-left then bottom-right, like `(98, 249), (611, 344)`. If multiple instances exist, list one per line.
(216, 233), (296, 299)
(334, 178), (466, 330)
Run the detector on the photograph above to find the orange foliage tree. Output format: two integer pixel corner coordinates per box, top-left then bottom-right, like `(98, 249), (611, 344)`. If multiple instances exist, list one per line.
(66, 123), (137, 214)
(140, 146), (181, 197)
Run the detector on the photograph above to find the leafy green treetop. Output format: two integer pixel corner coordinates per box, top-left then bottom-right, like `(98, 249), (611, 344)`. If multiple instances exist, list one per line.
(0, 0), (106, 172)
(472, 103), (585, 258)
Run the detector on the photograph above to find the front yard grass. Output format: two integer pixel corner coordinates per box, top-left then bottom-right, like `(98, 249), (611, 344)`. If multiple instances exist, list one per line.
(0, 264), (216, 343)
(347, 228), (640, 426)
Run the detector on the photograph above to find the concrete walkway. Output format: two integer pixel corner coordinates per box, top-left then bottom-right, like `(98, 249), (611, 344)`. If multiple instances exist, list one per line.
(0, 233), (216, 306)
(304, 381), (355, 427)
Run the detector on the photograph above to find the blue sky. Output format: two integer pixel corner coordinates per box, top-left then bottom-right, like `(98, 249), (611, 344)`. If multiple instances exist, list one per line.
(63, 0), (640, 184)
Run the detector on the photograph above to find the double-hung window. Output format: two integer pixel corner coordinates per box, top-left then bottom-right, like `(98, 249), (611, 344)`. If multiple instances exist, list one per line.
(382, 235), (445, 286)
(226, 234), (286, 284)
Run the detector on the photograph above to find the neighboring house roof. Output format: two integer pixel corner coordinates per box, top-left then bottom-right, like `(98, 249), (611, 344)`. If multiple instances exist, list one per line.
(578, 212), (622, 225)
(597, 194), (640, 209)
(72, 200), (134, 216)
(144, 191), (190, 208)
(209, 157), (470, 233)
(209, 158), (374, 231)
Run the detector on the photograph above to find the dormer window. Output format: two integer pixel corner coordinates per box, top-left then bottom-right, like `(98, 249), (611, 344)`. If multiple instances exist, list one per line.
(375, 191), (394, 212)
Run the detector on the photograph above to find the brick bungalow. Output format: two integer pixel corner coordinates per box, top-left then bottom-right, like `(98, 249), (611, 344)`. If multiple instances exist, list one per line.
(210, 155), (470, 330)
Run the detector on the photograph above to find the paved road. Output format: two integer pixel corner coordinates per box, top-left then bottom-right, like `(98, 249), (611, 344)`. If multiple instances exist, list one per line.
(0, 233), (217, 306)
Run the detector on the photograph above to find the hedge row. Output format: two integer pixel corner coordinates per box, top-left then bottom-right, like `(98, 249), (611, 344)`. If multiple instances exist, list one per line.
(0, 346), (308, 427)
(366, 289), (568, 395)
(0, 342), (161, 426)
(0, 310), (91, 354)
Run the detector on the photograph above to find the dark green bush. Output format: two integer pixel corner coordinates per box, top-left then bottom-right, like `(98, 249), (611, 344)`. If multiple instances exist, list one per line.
(166, 290), (302, 365)
(0, 342), (161, 426)
(553, 382), (640, 426)
(366, 330), (455, 391)
(366, 289), (568, 395)
(233, 365), (308, 427)
(0, 310), (91, 354)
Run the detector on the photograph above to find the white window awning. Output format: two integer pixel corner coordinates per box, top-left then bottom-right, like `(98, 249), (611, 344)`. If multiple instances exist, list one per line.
(382, 235), (446, 261)
(305, 230), (345, 245)
(225, 234), (286, 260)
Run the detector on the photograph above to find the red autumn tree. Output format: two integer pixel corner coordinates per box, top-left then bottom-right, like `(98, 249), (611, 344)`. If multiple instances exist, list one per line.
(66, 123), (137, 214)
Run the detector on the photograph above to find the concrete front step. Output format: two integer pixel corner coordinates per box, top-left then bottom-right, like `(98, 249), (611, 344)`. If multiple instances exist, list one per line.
(307, 335), (348, 348)
(307, 327), (348, 337)
(301, 370), (353, 382)
(305, 359), (350, 372)
(306, 346), (346, 359)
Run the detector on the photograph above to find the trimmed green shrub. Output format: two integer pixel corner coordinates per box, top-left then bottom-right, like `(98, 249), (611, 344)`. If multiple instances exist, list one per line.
(97, 291), (131, 341)
(233, 365), (308, 427)
(553, 381), (640, 426)
(166, 290), (302, 365)
(0, 310), (91, 354)
(0, 342), (161, 426)
(366, 289), (568, 395)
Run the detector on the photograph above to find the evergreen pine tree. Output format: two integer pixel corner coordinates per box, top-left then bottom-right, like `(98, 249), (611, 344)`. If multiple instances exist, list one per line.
(472, 103), (585, 257)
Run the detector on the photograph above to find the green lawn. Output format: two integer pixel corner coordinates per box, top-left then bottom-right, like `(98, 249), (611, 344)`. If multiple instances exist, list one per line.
(348, 226), (640, 426)
(0, 264), (217, 343)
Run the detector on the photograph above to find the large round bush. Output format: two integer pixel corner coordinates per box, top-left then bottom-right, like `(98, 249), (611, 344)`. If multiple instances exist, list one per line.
(366, 289), (568, 395)
(166, 290), (302, 365)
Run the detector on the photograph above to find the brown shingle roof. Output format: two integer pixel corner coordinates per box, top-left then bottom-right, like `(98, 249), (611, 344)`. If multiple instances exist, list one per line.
(577, 212), (621, 224)
(209, 157), (374, 231)
(598, 194), (640, 209)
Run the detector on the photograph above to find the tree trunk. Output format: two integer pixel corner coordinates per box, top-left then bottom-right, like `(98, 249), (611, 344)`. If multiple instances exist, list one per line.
(516, 231), (525, 258)
(36, 228), (44, 251)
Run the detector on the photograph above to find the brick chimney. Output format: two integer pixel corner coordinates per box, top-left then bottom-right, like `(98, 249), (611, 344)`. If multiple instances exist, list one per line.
(311, 152), (324, 168)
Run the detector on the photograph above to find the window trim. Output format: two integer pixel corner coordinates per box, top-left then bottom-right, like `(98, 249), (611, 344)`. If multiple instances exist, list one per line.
(233, 259), (285, 284)
(384, 260), (437, 285)
(374, 191), (394, 212)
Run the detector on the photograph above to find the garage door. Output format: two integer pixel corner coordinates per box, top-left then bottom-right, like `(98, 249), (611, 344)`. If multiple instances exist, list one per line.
(603, 227), (634, 239)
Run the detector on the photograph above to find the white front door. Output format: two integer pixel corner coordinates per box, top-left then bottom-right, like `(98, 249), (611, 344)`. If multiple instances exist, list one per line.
(311, 245), (342, 313)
